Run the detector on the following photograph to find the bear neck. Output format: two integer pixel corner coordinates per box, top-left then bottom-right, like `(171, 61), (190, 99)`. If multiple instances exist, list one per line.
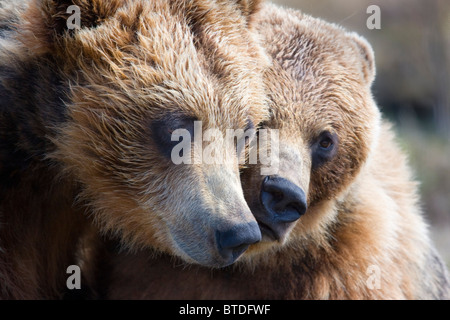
(0, 54), (90, 299)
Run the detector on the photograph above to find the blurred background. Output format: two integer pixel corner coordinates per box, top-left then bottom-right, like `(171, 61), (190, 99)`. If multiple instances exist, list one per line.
(271, 0), (450, 266)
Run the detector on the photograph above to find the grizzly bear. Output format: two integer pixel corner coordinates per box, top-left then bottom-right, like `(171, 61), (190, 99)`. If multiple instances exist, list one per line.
(0, 0), (269, 299)
(99, 3), (450, 299)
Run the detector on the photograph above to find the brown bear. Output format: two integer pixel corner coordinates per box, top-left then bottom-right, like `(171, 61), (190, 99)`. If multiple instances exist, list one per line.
(0, 0), (269, 299)
(99, 2), (450, 299)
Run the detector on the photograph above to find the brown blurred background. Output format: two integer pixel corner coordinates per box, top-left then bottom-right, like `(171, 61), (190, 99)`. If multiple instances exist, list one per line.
(271, 0), (450, 265)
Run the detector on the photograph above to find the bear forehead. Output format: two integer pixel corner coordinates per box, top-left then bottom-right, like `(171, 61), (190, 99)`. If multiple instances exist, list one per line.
(260, 7), (364, 86)
(260, 19), (369, 135)
(55, 2), (267, 129)
(265, 65), (366, 134)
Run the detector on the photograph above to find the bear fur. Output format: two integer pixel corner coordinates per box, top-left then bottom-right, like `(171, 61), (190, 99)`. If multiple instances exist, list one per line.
(0, 0), (269, 299)
(99, 3), (450, 299)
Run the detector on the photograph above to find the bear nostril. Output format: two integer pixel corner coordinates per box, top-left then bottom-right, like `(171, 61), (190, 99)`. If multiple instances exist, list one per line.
(271, 191), (284, 202)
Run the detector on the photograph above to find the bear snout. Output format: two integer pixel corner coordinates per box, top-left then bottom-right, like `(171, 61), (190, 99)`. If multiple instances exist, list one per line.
(257, 175), (307, 242)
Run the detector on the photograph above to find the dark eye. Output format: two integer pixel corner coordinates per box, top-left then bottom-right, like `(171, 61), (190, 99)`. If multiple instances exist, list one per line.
(311, 131), (338, 169)
(319, 136), (333, 149)
(151, 115), (196, 159)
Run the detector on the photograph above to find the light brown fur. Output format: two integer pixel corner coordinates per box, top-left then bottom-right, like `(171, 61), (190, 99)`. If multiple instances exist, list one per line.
(101, 3), (450, 299)
(0, 0), (268, 299)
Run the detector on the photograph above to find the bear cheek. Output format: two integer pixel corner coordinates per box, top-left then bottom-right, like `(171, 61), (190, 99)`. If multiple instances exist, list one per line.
(308, 137), (369, 206)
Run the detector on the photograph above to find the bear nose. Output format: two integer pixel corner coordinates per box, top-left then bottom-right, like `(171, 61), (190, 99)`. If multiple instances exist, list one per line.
(216, 222), (261, 265)
(261, 176), (307, 221)
(259, 176), (307, 241)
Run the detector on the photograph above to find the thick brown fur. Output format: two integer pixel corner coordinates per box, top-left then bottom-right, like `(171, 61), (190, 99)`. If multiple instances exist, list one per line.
(0, 0), (268, 299)
(101, 3), (450, 299)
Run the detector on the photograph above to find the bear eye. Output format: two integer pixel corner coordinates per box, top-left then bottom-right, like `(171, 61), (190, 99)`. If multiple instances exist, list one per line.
(319, 136), (333, 149)
(311, 131), (338, 169)
(151, 115), (196, 159)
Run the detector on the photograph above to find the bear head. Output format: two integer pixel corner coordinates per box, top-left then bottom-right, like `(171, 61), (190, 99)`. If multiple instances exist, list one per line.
(241, 4), (381, 259)
(14, 0), (268, 268)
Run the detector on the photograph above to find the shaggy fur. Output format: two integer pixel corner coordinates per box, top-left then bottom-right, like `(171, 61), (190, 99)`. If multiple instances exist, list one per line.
(0, 0), (268, 299)
(101, 3), (450, 299)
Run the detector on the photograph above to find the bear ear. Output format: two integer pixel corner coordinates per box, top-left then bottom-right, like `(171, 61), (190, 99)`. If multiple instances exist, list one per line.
(234, 0), (263, 26)
(346, 32), (376, 85)
(21, 0), (122, 54)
